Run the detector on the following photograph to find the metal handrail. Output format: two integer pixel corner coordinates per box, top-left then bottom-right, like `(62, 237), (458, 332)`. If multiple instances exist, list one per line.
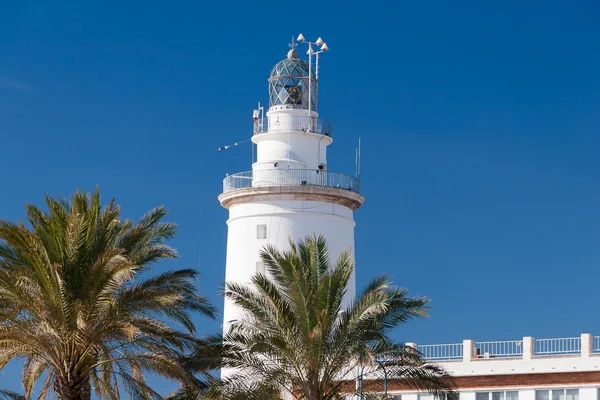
(474, 340), (523, 358)
(593, 336), (600, 352)
(254, 115), (332, 136)
(415, 335), (598, 361)
(417, 343), (463, 361)
(223, 169), (360, 194)
(534, 337), (581, 356)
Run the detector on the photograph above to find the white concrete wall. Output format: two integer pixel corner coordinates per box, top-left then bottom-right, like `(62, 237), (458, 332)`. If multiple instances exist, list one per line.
(253, 131), (331, 171)
(252, 108), (332, 170)
(437, 353), (600, 376)
(222, 199), (357, 329)
(518, 390), (535, 400)
(580, 387), (597, 399)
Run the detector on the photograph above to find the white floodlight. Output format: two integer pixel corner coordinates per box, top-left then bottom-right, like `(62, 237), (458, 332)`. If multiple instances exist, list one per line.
(315, 37), (324, 45)
(307, 47), (315, 56)
(320, 42), (329, 52)
(297, 33), (306, 42)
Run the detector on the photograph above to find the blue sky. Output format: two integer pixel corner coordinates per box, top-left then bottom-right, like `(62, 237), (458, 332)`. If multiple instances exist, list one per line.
(1, 0), (600, 394)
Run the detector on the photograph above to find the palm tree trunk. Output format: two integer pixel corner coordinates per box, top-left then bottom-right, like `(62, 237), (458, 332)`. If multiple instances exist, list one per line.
(55, 374), (91, 400)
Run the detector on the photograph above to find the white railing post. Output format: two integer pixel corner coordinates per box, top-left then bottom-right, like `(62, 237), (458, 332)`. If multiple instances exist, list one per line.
(523, 336), (534, 360)
(405, 342), (417, 355)
(463, 339), (474, 362)
(581, 333), (592, 358)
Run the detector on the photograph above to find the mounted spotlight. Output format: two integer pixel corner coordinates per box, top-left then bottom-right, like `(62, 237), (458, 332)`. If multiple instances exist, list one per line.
(294, 33), (329, 113)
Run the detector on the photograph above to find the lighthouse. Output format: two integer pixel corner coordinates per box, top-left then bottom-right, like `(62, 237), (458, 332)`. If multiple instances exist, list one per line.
(218, 35), (364, 334)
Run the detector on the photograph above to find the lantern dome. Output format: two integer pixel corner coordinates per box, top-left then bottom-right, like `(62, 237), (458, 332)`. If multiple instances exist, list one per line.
(268, 49), (317, 111)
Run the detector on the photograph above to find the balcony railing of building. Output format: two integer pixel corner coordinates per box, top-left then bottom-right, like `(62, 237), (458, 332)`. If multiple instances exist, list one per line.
(417, 343), (463, 361)
(223, 169), (360, 194)
(408, 334), (600, 362)
(475, 340), (524, 359)
(254, 115), (332, 136)
(534, 337), (581, 356)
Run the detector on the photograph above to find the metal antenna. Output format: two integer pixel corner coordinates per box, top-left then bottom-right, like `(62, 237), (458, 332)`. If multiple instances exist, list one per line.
(358, 137), (362, 179)
(295, 33), (328, 116)
(356, 148), (358, 178)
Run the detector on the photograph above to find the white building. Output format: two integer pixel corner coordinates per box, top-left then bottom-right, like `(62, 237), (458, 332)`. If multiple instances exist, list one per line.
(373, 334), (600, 399)
(218, 37), (363, 335)
(219, 38), (600, 399)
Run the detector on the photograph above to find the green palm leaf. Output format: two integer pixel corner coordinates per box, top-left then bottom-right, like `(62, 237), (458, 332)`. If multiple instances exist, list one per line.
(218, 234), (457, 400)
(0, 390), (25, 400)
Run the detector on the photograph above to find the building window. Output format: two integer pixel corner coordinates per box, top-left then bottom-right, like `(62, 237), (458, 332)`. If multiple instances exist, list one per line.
(418, 395), (451, 400)
(536, 389), (578, 400)
(257, 224), (267, 239)
(256, 261), (265, 275)
(476, 392), (518, 400)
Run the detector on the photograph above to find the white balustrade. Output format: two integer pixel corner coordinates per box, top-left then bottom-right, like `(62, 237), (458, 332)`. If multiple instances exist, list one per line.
(417, 343), (463, 361)
(593, 336), (600, 353)
(474, 340), (523, 359)
(534, 337), (581, 356)
(415, 335), (600, 361)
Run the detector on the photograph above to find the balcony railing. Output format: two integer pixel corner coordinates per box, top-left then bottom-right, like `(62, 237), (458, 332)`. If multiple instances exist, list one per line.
(223, 169), (360, 194)
(254, 115), (332, 136)
(417, 343), (463, 361)
(408, 334), (600, 362)
(475, 340), (523, 359)
(534, 337), (581, 356)
(594, 336), (600, 352)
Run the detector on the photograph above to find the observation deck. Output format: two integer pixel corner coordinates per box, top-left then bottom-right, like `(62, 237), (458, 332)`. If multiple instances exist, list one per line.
(218, 168), (363, 210)
(253, 115), (331, 136)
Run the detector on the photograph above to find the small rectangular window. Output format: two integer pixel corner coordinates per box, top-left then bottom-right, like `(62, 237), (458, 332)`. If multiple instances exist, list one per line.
(565, 389), (578, 400)
(536, 391), (550, 400)
(553, 391), (565, 400)
(506, 392), (519, 400)
(257, 224), (267, 239)
(536, 389), (577, 400)
(256, 261), (265, 275)
(419, 394), (457, 400)
(477, 392), (519, 400)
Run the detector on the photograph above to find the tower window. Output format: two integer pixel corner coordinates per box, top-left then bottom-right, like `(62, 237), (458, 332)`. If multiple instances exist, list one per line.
(256, 262), (265, 275)
(257, 224), (267, 239)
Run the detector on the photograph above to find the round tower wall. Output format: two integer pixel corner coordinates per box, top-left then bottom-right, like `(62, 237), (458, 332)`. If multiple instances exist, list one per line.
(252, 132), (330, 171)
(222, 199), (357, 328)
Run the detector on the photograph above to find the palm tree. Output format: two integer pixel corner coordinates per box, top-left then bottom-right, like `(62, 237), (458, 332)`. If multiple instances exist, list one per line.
(216, 235), (457, 400)
(0, 189), (216, 399)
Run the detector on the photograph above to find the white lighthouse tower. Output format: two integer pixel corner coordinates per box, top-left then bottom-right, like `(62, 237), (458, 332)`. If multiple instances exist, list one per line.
(218, 36), (364, 332)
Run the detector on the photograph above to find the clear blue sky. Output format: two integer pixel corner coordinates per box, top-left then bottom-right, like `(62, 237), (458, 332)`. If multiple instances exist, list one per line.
(1, 0), (599, 394)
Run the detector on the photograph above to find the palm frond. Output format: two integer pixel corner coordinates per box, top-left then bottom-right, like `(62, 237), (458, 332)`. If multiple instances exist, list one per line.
(0, 390), (25, 400)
